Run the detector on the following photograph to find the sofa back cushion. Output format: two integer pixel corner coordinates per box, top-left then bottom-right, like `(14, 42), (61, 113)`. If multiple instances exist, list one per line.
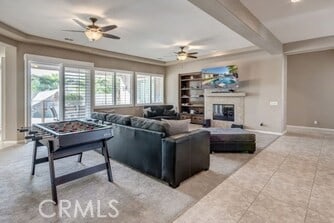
(106, 114), (132, 126)
(131, 117), (169, 135)
(91, 112), (108, 121)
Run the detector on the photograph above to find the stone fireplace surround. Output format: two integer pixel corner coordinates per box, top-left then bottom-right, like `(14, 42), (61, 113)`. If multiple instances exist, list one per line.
(204, 90), (246, 128)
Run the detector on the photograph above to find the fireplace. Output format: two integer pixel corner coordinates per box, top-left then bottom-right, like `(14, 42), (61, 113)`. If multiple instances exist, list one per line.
(213, 104), (235, 121)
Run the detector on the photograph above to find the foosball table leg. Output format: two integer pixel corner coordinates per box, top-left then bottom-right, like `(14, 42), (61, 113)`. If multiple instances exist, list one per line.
(102, 140), (113, 182)
(77, 153), (83, 163)
(47, 142), (58, 204)
(31, 141), (38, 176)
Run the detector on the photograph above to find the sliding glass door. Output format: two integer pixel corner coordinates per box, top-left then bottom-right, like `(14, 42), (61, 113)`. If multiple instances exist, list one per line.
(29, 62), (61, 124)
(27, 59), (92, 125)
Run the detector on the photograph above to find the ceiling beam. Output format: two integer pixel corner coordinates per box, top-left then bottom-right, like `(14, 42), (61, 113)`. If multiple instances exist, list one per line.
(188, 0), (283, 54)
(284, 36), (334, 55)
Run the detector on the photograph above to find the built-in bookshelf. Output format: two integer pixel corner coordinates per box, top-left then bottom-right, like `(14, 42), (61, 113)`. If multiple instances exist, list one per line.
(178, 72), (204, 124)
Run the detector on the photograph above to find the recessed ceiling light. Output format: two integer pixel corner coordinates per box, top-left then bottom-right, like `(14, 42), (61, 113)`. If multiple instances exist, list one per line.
(291, 0), (301, 3)
(64, 37), (74, 42)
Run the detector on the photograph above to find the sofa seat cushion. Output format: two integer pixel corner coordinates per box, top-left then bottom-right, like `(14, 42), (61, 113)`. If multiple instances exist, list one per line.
(162, 119), (191, 136)
(205, 128), (255, 142)
(106, 114), (132, 126)
(131, 117), (169, 135)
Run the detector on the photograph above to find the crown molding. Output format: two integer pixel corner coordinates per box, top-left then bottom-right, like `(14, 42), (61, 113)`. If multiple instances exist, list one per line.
(0, 22), (165, 66)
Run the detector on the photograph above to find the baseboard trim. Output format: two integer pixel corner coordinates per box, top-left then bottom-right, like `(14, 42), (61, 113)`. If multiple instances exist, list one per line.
(245, 129), (286, 136)
(287, 125), (334, 134)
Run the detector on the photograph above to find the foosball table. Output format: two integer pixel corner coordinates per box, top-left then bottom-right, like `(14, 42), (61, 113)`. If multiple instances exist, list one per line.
(18, 120), (113, 204)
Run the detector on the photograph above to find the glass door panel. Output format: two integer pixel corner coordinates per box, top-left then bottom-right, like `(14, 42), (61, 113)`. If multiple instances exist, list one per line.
(30, 62), (60, 124)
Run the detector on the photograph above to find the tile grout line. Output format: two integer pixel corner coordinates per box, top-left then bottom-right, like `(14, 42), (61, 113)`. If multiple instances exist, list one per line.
(236, 139), (293, 223)
(303, 136), (324, 223)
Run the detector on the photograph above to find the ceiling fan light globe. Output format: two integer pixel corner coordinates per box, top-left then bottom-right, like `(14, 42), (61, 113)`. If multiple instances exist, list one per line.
(177, 52), (187, 61)
(84, 29), (102, 41)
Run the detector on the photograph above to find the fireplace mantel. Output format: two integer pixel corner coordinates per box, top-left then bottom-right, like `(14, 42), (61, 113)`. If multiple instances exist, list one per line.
(204, 90), (246, 128)
(205, 92), (246, 97)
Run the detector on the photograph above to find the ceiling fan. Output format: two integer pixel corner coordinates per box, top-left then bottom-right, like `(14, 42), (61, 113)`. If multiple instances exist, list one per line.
(175, 46), (198, 61)
(63, 17), (120, 41)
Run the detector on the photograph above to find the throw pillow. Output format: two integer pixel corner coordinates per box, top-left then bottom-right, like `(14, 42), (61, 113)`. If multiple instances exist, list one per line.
(147, 110), (157, 118)
(143, 107), (152, 117)
(163, 109), (176, 116)
(161, 119), (190, 136)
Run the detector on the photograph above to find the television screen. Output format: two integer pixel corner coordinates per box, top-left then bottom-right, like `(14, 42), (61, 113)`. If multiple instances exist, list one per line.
(202, 65), (239, 90)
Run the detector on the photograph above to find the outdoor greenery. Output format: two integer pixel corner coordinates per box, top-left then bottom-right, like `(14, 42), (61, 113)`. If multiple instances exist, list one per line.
(31, 73), (59, 97)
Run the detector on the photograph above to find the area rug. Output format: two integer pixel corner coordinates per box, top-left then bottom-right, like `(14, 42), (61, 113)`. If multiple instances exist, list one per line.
(0, 132), (278, 223)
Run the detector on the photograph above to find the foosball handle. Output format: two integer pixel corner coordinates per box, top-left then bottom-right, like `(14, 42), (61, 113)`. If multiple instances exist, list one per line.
(29, 131), (38, 135)
(34, 136), (43, 141)
(18, 127), (29, 132)
(25, 135), (34, 140)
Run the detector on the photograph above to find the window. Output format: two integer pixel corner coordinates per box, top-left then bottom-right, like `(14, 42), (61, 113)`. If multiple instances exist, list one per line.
(94, 70), (133, 107)
(95, 70), (114, 106)
(115, 72), (132, 105)
(136, 74), (164, 105)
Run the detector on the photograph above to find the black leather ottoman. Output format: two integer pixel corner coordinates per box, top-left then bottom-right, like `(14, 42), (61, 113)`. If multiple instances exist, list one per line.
(204, 128), (256, 153)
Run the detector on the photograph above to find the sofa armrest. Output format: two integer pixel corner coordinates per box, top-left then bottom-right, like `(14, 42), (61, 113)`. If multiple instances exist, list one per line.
(161, 130), (210, 187)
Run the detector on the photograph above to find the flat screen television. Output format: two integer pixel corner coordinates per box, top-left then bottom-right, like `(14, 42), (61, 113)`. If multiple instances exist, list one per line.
(202, 65), (239, 91)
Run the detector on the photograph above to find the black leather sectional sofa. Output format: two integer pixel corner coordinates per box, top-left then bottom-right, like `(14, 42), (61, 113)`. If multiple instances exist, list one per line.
(91, 112), (210, 187)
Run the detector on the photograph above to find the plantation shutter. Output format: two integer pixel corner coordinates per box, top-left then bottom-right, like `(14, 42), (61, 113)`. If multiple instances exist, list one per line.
(136, 74), (151, 104)
(64, 67), (91, 120)
(151, 76), (164, 103)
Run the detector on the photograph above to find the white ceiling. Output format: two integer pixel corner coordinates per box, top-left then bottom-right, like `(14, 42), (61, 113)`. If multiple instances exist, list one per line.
(241, 0), (334, 43)
(0, 0), (253, 61)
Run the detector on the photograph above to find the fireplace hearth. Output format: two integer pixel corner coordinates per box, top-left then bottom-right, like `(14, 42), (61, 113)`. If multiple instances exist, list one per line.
(213, 104), (235, 121)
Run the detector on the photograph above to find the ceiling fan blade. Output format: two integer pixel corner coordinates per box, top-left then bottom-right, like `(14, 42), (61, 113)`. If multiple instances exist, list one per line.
(187, 55), (198, 59)
(73, 19), (87, 29)
(187, 52), (198, 55)
(62, 30), (84, 33)
(102, 33), (121, 39)
(100, 25), (117, 32)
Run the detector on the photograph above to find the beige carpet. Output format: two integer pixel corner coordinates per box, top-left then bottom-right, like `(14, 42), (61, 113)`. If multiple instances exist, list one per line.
(0, 132), (278, 223)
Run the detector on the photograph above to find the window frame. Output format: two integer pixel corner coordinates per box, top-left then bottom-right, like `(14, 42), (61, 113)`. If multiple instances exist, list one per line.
(135, 72), (164, 106)
(93, 68), (134, 109)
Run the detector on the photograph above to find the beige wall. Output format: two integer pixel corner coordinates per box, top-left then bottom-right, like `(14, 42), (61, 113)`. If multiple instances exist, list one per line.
(287, 50), (334, 129)
(166, 51), (287, 133)
(1, 38), (165, 141)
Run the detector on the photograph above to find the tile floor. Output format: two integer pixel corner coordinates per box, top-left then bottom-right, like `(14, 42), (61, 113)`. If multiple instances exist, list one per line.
(174, 131), (334, 223)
